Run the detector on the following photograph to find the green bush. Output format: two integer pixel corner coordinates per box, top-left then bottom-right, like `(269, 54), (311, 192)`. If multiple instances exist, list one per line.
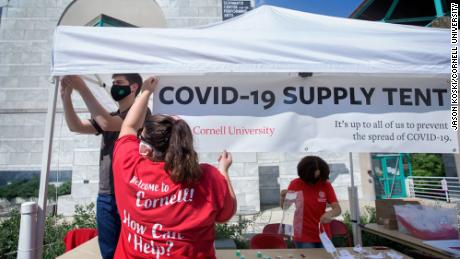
(411, 153), (444, 177)
(57, 181), (71, 196)
(215, 218), (250, 249)
(0, 178), (40, 200)
(73, 203), (97, 229)
(42, 214), (73, 259)
(0, 209), (20, 259)
(0, 177), (71, 201)
(0, 202), (96, 259)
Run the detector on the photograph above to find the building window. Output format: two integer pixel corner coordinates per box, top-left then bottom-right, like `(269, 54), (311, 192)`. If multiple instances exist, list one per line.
(86, 14), (136, 27)
(0, 170), (72, 186)
(258, 166), (280, 208)
(389, 0), (436, 20)
(442, 0), (455, 15)
(355, 0), (393, 21)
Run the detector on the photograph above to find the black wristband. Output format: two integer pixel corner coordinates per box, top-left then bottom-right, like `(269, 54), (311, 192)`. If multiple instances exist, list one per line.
(88, 119), (103, 135)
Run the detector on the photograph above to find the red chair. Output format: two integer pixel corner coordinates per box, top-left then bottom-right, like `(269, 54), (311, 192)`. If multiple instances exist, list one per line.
(63, 228), (98, 252)
(250, 233), (287, 249)
(262, 223), (291, 239)
(330, 220), (352, 247)
(262, 223), (284, 234)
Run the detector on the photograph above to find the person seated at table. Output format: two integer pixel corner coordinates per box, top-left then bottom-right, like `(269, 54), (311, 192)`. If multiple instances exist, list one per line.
(280, 156), (341, 249)
(112, 77), (237, 258)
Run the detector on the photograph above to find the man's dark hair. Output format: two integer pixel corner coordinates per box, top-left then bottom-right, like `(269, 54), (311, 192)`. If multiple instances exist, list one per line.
(112, 73), (143, 96)
(297, 156), (330, 184)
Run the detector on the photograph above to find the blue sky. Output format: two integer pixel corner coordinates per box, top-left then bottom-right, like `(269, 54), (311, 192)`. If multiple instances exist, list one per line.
(255, 0), (364, 17)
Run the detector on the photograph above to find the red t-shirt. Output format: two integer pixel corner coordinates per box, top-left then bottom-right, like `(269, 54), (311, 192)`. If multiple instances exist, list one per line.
(112, 135), (234, 259)
(287, 178), (338, 243)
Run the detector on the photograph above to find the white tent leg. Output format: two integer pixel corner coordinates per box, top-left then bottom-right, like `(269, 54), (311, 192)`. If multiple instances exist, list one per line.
(17, 202), (38, 259)
(348, 152), (362, 246)
(35, 76), (59, 259)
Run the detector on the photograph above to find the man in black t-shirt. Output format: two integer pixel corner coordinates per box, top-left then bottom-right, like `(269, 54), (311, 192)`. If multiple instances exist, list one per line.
(60, 73), (144, 259)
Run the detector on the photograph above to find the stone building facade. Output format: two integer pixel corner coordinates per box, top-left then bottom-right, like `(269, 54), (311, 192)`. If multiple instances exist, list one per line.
(0, 0), (372, 216)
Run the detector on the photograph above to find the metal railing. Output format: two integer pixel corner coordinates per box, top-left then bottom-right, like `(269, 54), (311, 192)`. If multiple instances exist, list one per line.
(406, 176), (460, 203)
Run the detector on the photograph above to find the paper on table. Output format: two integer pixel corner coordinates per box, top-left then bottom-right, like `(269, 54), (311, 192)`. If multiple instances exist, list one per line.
(423, 239), (460, 256)
(319, 223), (337, 256)
(338, 249), (355, 259)
(365, 252), (384, 259)
(386, 251), (403, 259)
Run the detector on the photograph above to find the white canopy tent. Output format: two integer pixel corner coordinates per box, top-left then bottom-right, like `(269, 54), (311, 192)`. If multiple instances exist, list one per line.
(52, 5), (449, 75)
(28, 5), (452, 258)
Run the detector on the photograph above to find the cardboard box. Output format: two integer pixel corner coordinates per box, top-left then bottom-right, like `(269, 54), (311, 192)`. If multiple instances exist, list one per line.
(383, 218), (398, 230)
(375, 198), (421, 225)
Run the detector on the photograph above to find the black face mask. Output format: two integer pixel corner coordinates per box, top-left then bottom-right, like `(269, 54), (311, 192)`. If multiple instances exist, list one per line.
(111, 84), (131, 101)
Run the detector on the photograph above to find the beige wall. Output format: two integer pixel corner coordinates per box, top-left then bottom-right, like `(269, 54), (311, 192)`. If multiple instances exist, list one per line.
(359, 153), (375, 202)
(59, 0), (166, 27)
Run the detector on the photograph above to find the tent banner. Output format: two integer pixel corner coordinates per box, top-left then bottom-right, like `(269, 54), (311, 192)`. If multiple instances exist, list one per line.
(152, 74), (457, 153)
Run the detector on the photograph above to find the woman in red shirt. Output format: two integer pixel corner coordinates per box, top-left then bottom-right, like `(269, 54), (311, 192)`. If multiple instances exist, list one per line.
(112, 77), (237, 258)
(280, 156), (341, 249)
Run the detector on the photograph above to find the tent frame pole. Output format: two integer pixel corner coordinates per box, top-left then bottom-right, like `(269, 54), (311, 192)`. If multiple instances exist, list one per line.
(348, 152), (362, 246)
(35, 76), (59, 259)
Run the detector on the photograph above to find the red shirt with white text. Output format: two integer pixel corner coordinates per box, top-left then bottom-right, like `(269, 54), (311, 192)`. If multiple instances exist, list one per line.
(288, 178), (338, 243)
(112, 135), (233, 259)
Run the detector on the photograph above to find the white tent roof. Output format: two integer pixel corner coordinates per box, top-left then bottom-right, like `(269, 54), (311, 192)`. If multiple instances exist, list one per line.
(52, 5), (450, 76)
